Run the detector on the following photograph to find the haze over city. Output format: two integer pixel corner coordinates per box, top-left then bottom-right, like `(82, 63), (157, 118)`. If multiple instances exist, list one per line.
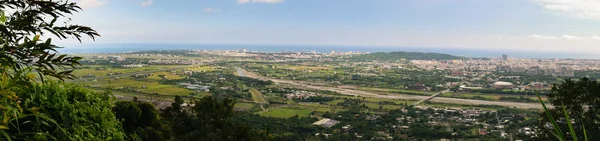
(62, 0), (600, 57)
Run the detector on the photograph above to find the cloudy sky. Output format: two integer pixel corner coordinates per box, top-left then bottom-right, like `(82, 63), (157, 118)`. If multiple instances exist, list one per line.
(63, 0), (600, 54)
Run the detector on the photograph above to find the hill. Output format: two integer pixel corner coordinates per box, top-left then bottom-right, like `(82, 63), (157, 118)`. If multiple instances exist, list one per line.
(349, 51), (463, 61)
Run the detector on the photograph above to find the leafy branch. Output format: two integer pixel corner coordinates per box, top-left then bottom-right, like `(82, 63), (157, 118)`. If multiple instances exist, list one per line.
(0, 0), (99, 81)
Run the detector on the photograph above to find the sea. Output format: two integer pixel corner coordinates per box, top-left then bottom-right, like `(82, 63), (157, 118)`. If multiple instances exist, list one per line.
(57, 43), (599, 59)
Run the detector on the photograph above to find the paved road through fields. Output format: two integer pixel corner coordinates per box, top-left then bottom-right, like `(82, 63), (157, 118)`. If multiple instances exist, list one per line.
(238, 68), (546, 109)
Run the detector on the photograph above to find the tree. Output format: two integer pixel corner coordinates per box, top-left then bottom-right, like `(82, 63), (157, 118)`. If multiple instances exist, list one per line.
(0, 0), (99, 81)
(161, 96), (268, 141)
(536, 78), (599, 140)
(0, 0), (103, 140)
(114, 100), (172, 141)
(9, 81), (126, 140)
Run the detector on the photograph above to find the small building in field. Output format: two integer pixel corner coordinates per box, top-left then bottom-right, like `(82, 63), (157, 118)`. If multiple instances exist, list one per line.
(406, 83), (430, 91)
(313, 118), (339, 128)
(493, 81), (515, 89)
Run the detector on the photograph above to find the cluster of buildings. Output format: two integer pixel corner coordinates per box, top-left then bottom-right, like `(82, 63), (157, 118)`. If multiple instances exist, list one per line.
(121, 64), (148, 68)
(195, 49), (368, 61)
(285, 91), (318, 99)
(178, 82), (211, 92)
(312, 105), (536, 140)
(123, 53), (183, 58)
(312, 118), (340, 128)
(411, 106), (536, 139)
(148, 59), (212, 65)
(410, 55), (600, 77)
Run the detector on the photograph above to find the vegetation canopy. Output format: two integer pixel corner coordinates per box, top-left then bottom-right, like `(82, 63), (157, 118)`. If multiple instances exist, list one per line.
(0, 0), (99, 81)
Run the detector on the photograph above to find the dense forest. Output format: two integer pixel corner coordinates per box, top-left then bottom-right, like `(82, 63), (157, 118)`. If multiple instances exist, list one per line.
(349, 51), (464, 61)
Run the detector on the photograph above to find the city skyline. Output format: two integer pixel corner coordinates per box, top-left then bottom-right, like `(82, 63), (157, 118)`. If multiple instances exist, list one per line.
(62, 0), (600, 55)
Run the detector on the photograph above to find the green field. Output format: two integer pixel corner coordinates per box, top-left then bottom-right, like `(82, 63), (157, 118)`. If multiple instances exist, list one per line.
(259, 108), (313, 118)
(234, 102), (256, 110)
(73, 65), (186, 77)
(145, 71), (183, 81)
(186, 66), (217, 72)
(91, 78), (193, 95)
(326, 99), (345, 105)
(249, 88), (268, 103)
(364, 103), (403, 110)
(358, 87), (433, 96)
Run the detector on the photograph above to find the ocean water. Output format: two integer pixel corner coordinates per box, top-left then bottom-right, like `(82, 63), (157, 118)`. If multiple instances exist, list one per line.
(57, 43), (597, 59)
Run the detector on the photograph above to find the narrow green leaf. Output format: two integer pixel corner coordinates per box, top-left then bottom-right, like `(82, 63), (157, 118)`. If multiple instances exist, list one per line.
(582, 124), (588, 141)
(538, 93), (566, 141)
(33, 35), (40, 42)
(0, 12), (6, 24)
(0, 131), (11, 141)
(561, 102), (578, 141)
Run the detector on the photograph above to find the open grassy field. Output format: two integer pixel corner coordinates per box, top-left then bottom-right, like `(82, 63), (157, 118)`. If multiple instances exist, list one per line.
(234, 103), (256, 110)
(88, 88), (181, 101)
(359, 86), (541, 102)
(422, 103), (502, 111)
(286, 65), (331, 71)
(441, 92), (542, 102)
(185, 66), (217, 72)
(442, 92), (496, 100)
(358, 87), (433, 96)
(364, 103), (403, 110)
(145, 71), (183, 81)
(249, 88), (268, 103)
(326, 99), (345, 105)
(259, 108), (313, 118)
(364, 97), (415, 104)
(73, 65), (186, 77)
(91, 78), (193, 96)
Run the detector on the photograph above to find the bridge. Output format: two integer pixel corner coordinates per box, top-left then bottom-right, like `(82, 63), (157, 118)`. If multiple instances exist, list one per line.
(412, 89), (450, 106)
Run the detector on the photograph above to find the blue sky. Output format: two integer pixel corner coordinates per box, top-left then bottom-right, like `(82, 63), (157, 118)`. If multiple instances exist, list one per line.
(63, 0), (600, 54)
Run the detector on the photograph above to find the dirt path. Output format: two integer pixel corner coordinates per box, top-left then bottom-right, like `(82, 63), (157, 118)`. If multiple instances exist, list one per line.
(239, 68), (546, 109)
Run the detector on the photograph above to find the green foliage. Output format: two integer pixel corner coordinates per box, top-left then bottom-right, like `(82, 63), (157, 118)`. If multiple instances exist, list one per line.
(11, 81), (125, 141)
(349, 51), (463, 61)
(0, 0), (99, 81)
(113, 100), (172, 141)
(536, 78), (597, 140)
(161, 96), (268, 141)
(499, 96), (537, 103)
(233, 113), (318, 140)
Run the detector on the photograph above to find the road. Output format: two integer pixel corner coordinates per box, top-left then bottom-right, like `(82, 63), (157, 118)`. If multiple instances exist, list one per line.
(236, 67), (246, 77)
(238, 68), (546, 109)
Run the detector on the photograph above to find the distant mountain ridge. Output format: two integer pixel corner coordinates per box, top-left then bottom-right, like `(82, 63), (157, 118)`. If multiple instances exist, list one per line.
(349, 51), (464, 61)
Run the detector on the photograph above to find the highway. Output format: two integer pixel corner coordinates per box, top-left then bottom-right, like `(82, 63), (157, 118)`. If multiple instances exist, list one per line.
(236, 67), (246, 77)
(237, 68), (546, 109)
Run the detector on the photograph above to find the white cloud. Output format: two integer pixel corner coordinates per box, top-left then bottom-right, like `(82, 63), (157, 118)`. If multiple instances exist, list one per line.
(561, 35), (580, 40)
(140, 0), (153, 7)
(535, 0), (600, 20)
(238, 0), (284, 4)
(238, 0), (251, 4)
(77, 0), (108, 9)
(507, 34), (600, 40)
(528, 34), (560, 40)
(203, 8), (221, 13)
